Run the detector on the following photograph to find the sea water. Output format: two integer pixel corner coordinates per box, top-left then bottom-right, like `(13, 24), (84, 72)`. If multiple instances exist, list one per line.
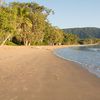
(54, 45), (100, 78)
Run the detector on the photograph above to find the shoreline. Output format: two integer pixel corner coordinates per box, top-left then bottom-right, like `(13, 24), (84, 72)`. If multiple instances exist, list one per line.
(53, 44), (100, 78)
(0, 46), (100, 100)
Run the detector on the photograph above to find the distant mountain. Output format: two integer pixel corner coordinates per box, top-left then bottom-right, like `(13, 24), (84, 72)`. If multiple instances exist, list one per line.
(63, 27), (100, 39)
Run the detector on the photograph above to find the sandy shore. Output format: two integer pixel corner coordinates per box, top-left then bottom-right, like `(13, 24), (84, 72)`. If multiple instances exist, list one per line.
(0, 46), (100, 100)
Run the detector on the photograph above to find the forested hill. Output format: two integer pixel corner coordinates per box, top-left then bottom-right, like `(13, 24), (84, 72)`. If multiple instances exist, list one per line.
(63, 27), (100, 39)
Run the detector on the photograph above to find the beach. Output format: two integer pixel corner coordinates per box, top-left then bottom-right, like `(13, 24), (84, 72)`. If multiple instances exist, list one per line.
(0, 46), (100, 100)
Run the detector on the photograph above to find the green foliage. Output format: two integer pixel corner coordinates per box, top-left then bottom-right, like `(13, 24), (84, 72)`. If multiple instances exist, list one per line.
(44, 24), (64, 45)
(63, 27), (100, 39)
(78, 38), (100, 44)
(5, 41), (17, 46)
(63, 33), (79, 45)
(0, 1), (80, 46)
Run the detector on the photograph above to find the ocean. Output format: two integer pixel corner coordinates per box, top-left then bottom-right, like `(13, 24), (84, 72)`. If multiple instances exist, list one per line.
(54, 45), (100, 78)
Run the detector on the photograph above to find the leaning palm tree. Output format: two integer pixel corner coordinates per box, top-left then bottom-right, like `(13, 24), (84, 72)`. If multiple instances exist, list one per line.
(0, 1), (16, 46)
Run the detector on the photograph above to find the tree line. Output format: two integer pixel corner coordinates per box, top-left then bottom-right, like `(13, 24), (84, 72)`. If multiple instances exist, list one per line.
(63, 27), (100, 39)
(63, 27), (100, 44)
(1, 1), (98, 46)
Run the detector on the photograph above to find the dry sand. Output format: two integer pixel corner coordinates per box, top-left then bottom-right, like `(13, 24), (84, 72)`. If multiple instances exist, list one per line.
(0, 46), (100, 100)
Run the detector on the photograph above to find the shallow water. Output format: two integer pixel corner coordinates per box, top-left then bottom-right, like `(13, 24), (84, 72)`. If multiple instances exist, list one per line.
(54, 45), (100, 78)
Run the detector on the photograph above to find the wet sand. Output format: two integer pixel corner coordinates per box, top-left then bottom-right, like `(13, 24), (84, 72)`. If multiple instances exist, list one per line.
(0, 46), (100, 100)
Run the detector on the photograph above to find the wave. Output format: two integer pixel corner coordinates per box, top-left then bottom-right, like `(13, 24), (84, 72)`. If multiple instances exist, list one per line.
(54, 46), (100, 78)
(88, 48), (100, 52)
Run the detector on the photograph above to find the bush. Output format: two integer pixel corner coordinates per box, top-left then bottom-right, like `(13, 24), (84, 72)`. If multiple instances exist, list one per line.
(5, 41), (17, 46)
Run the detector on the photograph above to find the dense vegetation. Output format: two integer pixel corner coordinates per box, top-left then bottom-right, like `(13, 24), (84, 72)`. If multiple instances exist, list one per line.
(0, 1), (99, 46)
(63, 27), (100, 39)
(63, 27), (100, 44)
(0, 1), (78, 46)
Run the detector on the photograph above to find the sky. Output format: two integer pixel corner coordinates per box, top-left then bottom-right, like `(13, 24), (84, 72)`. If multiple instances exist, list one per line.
(5, 0), (100, 29)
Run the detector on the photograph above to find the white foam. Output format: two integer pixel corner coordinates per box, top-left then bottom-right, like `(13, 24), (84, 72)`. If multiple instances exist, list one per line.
(54, 47), (100, 78)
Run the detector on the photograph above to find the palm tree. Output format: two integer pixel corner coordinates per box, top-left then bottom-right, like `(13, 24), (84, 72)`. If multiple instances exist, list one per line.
(0, 5), (15, 46)
(12, 3), (32, 45)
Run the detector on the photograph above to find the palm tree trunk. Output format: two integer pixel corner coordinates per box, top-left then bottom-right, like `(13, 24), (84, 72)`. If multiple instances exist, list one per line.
(1, 34), (11, 46)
